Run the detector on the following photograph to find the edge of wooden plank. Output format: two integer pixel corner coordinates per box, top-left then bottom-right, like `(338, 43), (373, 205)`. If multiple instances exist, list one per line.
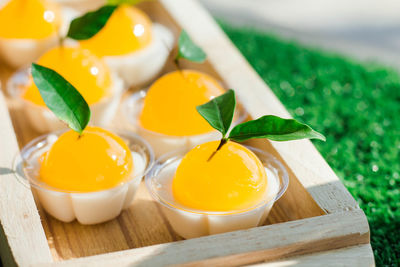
(159, 0), (360, 214)
(250, 244), (375, 267)
(34, 210), (370, 267)
(0, 90), (53, 266)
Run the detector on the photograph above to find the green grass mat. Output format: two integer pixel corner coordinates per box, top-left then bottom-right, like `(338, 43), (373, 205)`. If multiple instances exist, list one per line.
(220, 22), (399, 266)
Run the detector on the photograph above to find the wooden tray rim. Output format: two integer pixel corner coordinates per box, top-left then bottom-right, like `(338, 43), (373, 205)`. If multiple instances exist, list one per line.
(0, 0), (373, 265)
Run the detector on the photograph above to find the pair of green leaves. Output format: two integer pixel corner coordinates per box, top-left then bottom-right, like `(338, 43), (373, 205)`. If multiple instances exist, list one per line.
(196, 90), (325, 147)
(32, 4), (122, 134)
(32, 3), (120, 134)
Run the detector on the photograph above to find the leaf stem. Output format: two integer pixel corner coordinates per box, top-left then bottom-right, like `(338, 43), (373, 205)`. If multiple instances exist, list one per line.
(58, 35), (65, 47)
(207, 138), (227, 162)
(173, 57), (181, 71)
(174, 57), (186, 81)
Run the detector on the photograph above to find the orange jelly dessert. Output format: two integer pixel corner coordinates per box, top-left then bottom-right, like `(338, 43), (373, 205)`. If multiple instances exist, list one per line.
(39, 126), (133, 192)
(139, 70), (225, 136)
(173, 141), (268, 211)
(80, 5), (152, 57)
(23, 46), (112, 106)
(0, 0), (61, 39)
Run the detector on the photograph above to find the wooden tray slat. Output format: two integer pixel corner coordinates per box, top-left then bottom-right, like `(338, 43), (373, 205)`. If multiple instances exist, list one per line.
(0, 91), (52, 266)
(35, 210), (369, 267)
(253, 244), (374, 267)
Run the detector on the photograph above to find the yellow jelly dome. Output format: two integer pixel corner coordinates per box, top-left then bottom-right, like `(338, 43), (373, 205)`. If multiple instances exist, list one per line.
(0, 0), (61, 39)
(80, 5), (152, 57)
(23, 46), (112, 106)
(139, 70), (225, 136)
(172, 141), (268, 212)
(39, 127), (133, 192)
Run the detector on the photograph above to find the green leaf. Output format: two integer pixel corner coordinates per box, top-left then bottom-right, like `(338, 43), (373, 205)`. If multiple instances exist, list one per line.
(229, 115), (326, 142)
(67, 5), (117, 40)
(196, 89), (236, 137)
(31, 63), (91, 134)
(176, 30), (206, 63)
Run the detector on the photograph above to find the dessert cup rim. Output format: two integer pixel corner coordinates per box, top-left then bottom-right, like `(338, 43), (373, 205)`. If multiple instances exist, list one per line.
(145, 145), (289, 216)
(122, 89), (248, 139)
(13, 128), (155, 195)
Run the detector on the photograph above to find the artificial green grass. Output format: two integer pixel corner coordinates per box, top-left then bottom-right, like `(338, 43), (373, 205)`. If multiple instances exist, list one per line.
(220, 22), (400, 266)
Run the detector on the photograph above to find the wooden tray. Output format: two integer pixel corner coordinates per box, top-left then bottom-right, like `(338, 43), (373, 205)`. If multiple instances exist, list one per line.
(0, 0), (374, 266)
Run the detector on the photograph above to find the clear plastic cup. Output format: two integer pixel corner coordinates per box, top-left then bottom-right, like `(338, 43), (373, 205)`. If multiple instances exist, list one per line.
(13, 130), (154, 225)
(145, 146), (289, 239)
(122, 90), (248, 157)
(7, 67), (125, 133)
